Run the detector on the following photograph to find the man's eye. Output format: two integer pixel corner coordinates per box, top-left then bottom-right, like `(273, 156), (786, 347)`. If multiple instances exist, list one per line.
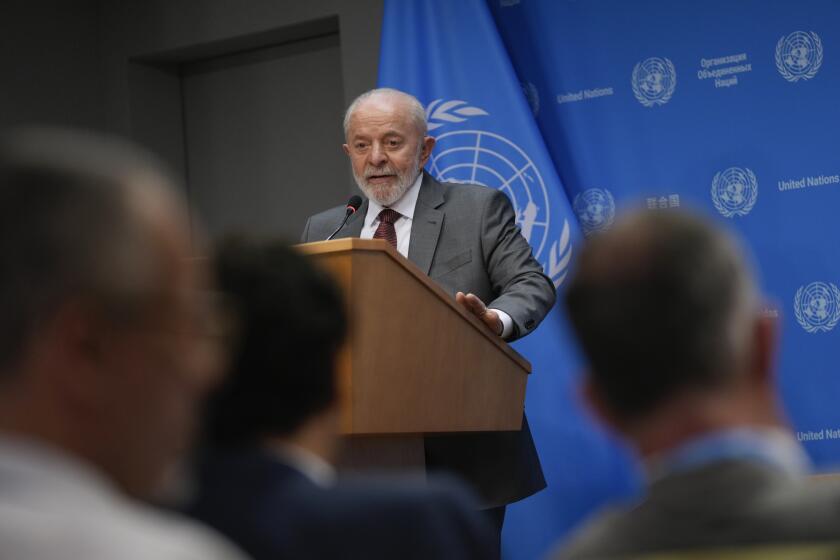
(355, 143), (368, 150)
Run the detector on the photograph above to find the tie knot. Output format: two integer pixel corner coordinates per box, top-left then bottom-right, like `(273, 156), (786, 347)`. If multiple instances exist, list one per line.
(378, 208), (402, 225)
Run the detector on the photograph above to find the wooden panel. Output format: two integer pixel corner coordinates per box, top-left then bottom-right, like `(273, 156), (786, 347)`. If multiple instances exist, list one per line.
(304, 250), (355, 433)
(298, 238), (530, 370)
(298, 239), (530, 436)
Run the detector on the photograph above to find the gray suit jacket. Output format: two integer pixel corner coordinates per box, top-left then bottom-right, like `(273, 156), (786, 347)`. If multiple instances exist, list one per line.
(555, 460), (840, 559)
(302, 172), (556, 506)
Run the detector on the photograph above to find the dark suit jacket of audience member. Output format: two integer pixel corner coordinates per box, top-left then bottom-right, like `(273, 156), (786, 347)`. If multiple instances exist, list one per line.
(187, 448), (499, 560)
(555, 459), (840, 559)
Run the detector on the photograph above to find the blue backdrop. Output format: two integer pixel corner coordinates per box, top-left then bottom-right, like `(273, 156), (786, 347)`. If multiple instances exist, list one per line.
(380, 1), (840, 558)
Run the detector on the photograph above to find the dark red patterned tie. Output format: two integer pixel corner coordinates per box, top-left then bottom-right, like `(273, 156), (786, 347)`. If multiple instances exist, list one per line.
(373, 208), (401, 249)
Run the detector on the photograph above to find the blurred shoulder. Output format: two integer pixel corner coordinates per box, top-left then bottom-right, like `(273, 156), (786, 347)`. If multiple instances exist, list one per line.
(549, 507), (632, 560)
(329, 473), (481, 516)
(0, 497), (247, 560)
(112, 500), (249, 560)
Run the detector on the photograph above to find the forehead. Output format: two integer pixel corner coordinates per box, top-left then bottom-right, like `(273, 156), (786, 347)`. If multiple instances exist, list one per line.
(347, 97), (418, 138)
(130, 178), (196, 273)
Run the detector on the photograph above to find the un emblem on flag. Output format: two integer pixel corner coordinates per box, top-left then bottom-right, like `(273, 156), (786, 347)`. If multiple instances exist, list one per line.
(425, 99), (572, 287)
(711, 167), (758, 218)
(776, 31), (823, 82)
(794, 282), (840, 333)
(631, 57), (676, 107)
(429, 129), (551, 259)
(573, 188), (615, 237)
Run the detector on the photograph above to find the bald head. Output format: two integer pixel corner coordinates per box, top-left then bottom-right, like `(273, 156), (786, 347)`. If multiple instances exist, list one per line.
(564, 210), (760, 422)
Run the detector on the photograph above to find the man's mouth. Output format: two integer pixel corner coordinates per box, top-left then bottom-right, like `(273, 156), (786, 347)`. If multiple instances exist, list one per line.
(366, 174), (396, 184)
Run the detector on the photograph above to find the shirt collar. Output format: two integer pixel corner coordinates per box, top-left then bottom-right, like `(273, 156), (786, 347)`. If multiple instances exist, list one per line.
(268, 442), (337, 488)
(365, 171), (424, 226)
(645, 427), (811, 483)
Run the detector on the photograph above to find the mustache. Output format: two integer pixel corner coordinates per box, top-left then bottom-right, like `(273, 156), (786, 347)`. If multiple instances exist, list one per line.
(364, 166), (398, 179)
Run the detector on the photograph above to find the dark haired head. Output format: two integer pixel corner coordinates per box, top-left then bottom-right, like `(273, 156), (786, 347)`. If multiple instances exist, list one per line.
(564, 210), (758, 422)
(0, 127), (177, 377)
(0, 127), (223, 499)
(204, 239), (347, 445)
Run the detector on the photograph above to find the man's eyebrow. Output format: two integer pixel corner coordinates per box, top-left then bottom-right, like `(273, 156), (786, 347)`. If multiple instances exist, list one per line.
(350, 130), (405, 140)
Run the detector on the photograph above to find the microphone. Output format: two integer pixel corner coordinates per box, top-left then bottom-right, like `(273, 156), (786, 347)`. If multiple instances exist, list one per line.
(326, 195), (363, 240)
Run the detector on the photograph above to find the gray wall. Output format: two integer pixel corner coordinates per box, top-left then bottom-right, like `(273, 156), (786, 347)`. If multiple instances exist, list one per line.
(99, 0), (383, 241)
(0, 0), (104, 130)
(181, 34), (348, 239)
(0, 0), (383, 241)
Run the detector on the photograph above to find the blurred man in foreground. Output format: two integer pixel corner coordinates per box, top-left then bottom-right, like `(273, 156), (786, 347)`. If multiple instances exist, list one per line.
(554, 210), (840, 559)
(0, 128), (244, 559)
(185, 239), (497, 560)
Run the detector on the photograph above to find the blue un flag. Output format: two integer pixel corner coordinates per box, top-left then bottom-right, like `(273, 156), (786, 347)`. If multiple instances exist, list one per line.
(378, 0), (639, 558)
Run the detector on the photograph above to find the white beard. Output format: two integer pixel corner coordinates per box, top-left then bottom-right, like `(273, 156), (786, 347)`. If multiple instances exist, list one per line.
(353, 151), (422, 207)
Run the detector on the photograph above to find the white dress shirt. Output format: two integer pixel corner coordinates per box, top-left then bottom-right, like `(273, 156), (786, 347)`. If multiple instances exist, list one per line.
(0, 435), (246, 560)
(360, 173), (514, 338)
(360, 172), (423, 258)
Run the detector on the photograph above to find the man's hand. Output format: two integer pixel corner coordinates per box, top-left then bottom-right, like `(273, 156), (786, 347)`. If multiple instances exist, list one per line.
(456, 291), (503, 336)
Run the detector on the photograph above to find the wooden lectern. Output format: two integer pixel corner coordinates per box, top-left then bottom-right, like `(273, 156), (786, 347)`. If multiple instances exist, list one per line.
(296, 238), (531, 473)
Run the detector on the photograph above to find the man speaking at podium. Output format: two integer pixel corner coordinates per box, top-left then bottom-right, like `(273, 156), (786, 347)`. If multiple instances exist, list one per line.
(301, 88), (556, 534)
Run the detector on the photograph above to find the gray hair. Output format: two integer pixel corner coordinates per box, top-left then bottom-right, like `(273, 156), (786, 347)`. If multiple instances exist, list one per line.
(0, 127), (178, 375)
(343, 88), (428, 138)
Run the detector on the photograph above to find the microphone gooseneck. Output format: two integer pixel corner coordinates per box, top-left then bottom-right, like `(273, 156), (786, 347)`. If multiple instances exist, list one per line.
(326, 195), (363, 240)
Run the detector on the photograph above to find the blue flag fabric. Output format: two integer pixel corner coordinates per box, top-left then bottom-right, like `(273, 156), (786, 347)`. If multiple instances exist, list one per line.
(486, 2), (840, 483)
(378, 1), (638, 558)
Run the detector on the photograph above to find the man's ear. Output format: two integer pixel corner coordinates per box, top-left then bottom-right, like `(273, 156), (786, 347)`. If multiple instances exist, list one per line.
(749, 312), (778, 387)
(418, 136), (436, 167)
(580, 374), (622, 432)
(45, 301), (108, 410)
(342, 143), (350, 156)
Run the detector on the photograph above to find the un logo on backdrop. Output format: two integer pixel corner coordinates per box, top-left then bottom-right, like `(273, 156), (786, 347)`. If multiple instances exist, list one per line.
(776, 31), (823, 82)
(631, 57), (676, 107)
(428, 127), (551, 260)
(711, 167), (758, 218)
(794, 282), (840, 333)
(573, 188), (615, 237)
(425, 99), (572, 287)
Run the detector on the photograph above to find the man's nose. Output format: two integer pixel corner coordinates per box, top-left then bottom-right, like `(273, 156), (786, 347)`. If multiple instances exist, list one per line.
(369, 143), (388, 167)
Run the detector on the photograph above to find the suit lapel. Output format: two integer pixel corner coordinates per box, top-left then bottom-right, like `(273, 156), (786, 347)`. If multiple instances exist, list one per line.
(333, 198), (368, 239)
(408, 172), (445, 274)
